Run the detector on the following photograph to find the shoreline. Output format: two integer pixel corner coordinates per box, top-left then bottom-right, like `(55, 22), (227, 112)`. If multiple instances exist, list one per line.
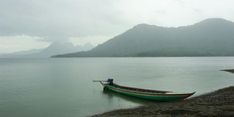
(92, 86), (234, 117)
(92, 70), (234, 117)
(222, 69), (234, 73)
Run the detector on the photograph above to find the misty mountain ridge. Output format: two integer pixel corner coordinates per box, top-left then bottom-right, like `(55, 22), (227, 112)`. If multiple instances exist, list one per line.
(53, 18), (234, 57)
(0, 42), (94, 58)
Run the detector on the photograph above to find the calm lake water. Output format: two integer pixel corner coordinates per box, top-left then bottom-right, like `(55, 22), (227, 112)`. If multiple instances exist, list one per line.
(0, 57), (234, 117)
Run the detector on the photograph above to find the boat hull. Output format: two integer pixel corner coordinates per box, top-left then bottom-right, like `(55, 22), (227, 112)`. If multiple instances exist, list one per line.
(104, 85), (194, 102)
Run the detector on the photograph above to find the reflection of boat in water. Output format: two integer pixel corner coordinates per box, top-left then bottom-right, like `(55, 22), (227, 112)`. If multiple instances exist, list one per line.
(94, 79), (195, 102)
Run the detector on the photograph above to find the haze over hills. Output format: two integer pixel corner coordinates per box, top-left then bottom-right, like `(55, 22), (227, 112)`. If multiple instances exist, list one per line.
(0, 42), (94, 58)
(53, 18), (234, 57)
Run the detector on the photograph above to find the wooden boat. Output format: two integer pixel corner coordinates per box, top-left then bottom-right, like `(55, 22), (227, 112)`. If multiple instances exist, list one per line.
(94, 79), (195, 102)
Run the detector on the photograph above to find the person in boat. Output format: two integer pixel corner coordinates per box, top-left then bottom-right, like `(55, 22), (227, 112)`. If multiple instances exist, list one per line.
(107, 78), (114, 85)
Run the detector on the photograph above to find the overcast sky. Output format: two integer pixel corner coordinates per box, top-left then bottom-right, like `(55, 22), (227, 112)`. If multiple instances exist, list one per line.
(1, 0), (234, 54)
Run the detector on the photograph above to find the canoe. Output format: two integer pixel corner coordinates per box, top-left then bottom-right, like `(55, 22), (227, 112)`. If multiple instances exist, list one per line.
(95, 79), (195, 102)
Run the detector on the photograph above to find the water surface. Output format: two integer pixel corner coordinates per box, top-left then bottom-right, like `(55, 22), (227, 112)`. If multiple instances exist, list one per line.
(0, 57), (234, 117)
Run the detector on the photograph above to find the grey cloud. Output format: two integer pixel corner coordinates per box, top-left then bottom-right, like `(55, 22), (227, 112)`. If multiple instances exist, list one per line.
(0, 0), (128, 40)
(1, 0), (234, 42)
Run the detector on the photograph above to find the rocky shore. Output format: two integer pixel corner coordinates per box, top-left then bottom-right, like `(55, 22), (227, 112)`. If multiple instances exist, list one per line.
(92, 69), (234, 117)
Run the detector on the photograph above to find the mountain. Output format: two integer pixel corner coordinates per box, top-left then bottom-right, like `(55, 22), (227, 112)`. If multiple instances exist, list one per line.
(0, 42), (94, 58)
(54, 18), (234, 57)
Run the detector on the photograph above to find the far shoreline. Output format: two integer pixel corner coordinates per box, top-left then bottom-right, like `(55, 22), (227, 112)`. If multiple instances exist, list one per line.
(52, 55), (234, 58)
(222, 69), (234, 73)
